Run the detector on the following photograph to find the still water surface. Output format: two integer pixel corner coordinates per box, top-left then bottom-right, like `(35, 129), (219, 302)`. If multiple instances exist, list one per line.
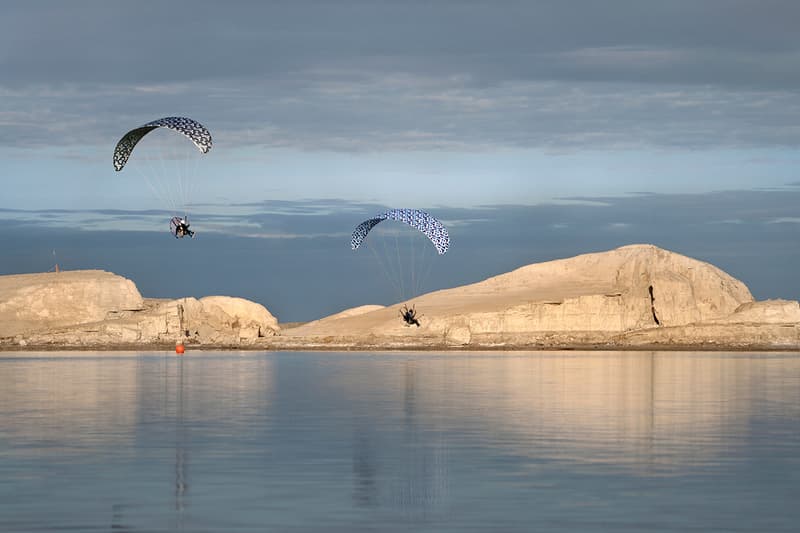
(0, 351), (798, 532)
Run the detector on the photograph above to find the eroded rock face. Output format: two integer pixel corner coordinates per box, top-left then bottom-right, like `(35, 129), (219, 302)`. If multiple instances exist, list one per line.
(717, 299), (800, 324)
(0, 271), (280, 347)
(284, 245), (756, 343)
(274, 244), (800, 350)
(615, 245), (754, 327)
(2, 246), (795, 351)
(193, 296), (279, 342)
(469, 244), (754, 331)
(0, 270), (143, 337)
(104, 296), (281, 345)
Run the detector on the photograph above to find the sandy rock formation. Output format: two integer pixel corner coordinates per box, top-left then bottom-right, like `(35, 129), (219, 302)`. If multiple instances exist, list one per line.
(0, 270), (143, 337)
(83, 296), (277, 346)
(0, 272), (279, 348)
(188, 296), (280, 343)
(283, 244), (754, 336)
(716, 299), (800, 324)
(2, 245), (797, 351)
(276, 244), (797, 349)
(294, 304), (385, 328)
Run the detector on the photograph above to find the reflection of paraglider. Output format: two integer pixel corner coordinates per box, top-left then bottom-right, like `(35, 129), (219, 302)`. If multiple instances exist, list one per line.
(351, 208), (450, 308)
(350, 360), (449, 513)
(113, 116), (212, 238)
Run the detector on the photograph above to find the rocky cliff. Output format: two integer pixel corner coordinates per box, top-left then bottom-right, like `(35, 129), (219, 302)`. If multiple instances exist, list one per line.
(1, 245), (798, 351)
(0, 270), (144, 336)
(275, 244), (799, 350)
(0, 271), (279, 348)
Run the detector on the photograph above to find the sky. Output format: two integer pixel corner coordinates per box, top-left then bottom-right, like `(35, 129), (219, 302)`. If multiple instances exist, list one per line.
(1, 1), (799, 322)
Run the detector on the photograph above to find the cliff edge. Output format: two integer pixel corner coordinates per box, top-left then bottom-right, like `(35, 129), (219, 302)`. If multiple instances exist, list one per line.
(276, 244), (799, 350)
(1, 245), (798, 351)
(0, 271), (279, 348)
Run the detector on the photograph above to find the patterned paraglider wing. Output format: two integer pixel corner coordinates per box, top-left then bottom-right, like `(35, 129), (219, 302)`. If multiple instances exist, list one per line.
(113, 116), (212, 171)
(351, 208), (450, 255)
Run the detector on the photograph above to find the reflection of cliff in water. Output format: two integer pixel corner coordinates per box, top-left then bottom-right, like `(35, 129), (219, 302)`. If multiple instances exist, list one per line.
(352, 360), (449, 514)
(105, 358), (193, 532)
(444, 352), (800, 473)
(0, 355), (142, 452)
(0, 355), (275, 456)
(343, 352), (800, 480)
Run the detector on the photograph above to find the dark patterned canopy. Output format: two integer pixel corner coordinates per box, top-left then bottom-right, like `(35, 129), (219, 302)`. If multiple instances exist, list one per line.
(113, 116), (212, 171)
(351, 208), (450, 255)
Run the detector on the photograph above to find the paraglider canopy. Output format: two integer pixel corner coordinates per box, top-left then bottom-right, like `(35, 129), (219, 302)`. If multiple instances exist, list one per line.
(113, 116), (212, 172)
(351, 208), (450, 302)
(351, 208), (450, 255)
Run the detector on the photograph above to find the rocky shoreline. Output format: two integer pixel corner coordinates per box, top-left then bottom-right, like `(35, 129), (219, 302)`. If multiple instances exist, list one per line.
(2, 245), (799, 352)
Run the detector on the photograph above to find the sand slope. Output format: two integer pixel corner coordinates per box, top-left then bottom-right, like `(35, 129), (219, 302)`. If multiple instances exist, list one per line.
(276, 244), (797, 350)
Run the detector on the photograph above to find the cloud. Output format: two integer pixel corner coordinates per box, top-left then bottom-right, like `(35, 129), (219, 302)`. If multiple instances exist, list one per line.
(768, 217), (800, 224)
(4, 1), (799, 87)
(1, 2), (799, 153)
(3, 77), (800, 154)
(5, 187), (800, 239)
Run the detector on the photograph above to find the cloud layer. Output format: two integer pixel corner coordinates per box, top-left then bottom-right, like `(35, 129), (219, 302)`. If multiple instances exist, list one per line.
(2, 1), (800, 152)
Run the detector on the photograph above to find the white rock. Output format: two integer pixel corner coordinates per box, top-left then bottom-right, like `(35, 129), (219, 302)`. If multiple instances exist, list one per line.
(284, 245), (756, 341)
(0, 270), (143, 336)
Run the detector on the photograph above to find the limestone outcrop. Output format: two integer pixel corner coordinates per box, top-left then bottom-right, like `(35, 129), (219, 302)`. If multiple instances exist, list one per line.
(275, 244), (797, 350)
(717, 299), (800, 324)
(1, 245), (797, 351)
(187, 296), (280, 343)
(0, 272), (279, 348)
(0, 270), (144, 337)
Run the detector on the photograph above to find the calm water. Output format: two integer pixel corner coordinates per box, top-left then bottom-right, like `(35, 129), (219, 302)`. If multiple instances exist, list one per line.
(0, 351), (798, 532)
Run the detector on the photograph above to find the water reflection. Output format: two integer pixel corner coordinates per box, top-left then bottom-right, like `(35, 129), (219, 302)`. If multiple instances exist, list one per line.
(395, 361), (448, 513)
(0, 353), (275, 454)
(339, 352), (800, 475)
(0, 351), (797, 532)
(174, 358), (187, 521)
(351, 361), (449, 514)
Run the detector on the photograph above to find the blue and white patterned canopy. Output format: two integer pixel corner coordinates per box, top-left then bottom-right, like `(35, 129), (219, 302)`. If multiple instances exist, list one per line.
(351, 208), (450, 255)
(113, 116), (212, 171)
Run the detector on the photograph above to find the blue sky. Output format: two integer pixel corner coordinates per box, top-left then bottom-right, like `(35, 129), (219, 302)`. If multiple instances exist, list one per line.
(1, 1), (799, 321)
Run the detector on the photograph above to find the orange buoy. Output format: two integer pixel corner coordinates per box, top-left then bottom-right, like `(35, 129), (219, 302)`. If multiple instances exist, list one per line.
(175, 344), (185, 354)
